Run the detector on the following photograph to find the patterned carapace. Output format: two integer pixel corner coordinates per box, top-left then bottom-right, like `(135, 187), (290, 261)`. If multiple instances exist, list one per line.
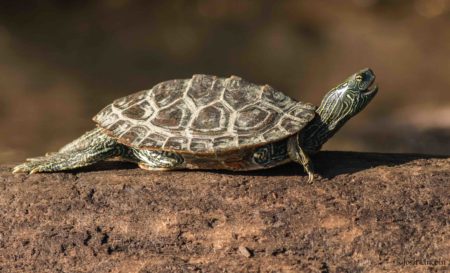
(94, 75), (316, 154)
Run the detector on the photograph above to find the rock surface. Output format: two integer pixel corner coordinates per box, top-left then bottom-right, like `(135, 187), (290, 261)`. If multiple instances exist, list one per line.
(0, 151), (449, 273)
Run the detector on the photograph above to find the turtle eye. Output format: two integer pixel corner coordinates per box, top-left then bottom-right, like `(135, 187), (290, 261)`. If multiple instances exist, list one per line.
(356, 75), (363, 81)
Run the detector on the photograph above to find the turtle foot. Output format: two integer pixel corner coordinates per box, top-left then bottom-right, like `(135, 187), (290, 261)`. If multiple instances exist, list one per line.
(12, 159), (51, 174)
(13, 153), (87, 174)
(306, 172), (324, 184)
(13, 128), (122, 174)
(12, 163), (34, 174)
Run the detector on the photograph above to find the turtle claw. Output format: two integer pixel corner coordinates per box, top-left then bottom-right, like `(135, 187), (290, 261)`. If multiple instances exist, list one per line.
(12, 164), (31, 174)
(307, 173), (324, 184)
(29, 163), (51, 174)
(15, 160), (54, 174)
(29, 168), (40, 174)
(13, 164), (44, 174)
(307, 172), (314, 184)
(13, 160), (47, 174)
(12, 166), (22, 174)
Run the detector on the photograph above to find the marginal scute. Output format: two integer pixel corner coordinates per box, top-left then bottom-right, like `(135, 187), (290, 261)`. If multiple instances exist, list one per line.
(164, 137), (189, 150)
(139, 133), (166, 147)
(280, 118), (299, 133)
(213, 136), (236, 149)
(263, 126), (285, 140)
(113, 91), (147, 110)
(238, 135), (262, 146)
(94, 105), (117, 127)
(190, 138), (210, 152)
(107, 120), (130, 136)
(287, 104), (316, 119)
(120, 125), (148, 146)
(93, 74), (317, 154)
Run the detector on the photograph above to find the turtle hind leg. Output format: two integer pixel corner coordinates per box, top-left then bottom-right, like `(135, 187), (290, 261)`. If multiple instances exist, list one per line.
(14, 149), (114, 174)
(58, 128), (105, 153)
(13, 130), (125, 174)
(24, 128), (106, 163)
(129, 148), (185, 171)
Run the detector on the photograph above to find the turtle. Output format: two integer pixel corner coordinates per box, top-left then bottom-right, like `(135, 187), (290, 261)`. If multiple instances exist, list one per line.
(13, 68), (378, 182)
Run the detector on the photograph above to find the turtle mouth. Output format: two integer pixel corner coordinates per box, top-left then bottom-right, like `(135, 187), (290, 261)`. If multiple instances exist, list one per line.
(363, 80), (378, 96)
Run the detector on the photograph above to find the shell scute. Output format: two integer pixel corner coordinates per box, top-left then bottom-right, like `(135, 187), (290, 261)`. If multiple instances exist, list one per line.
(261, 85), (293, 111)
(121, 125), (148, 146)
(139, 133), (166, 147)
(213, 136), (236, 150)
(151, 100), (191, 130)
(187, 75), (221, 106)
(235, 105), (278, 134)
(192, 103), (230, 134)
(107, 120), (130, 136)
(122, 100), (154, 121)
(223, 78), (260, 110)
(189, 138), (211, 152)
(262, 126), (285, 140)
(113, 91), (147, 110)
(238, 135), (263, 146)
(152, 80), (185, 107)
(94, 74), (317, 154)
(164, 137), (189, 150)
(287, 103), (316, 119)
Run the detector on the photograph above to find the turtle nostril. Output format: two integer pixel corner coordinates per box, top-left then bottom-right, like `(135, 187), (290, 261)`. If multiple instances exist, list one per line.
(365, 68), (375, 78)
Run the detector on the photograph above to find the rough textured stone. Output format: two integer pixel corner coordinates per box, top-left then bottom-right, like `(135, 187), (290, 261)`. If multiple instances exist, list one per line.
(0, 151), (449, 273)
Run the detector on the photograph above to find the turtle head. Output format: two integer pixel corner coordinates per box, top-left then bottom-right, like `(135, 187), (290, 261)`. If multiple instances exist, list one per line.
(317, 68), (378, 130)
(300, 68), (378, 152)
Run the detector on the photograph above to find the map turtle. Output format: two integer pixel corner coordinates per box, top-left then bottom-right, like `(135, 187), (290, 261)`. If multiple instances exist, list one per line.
(13, 68), (378, 182)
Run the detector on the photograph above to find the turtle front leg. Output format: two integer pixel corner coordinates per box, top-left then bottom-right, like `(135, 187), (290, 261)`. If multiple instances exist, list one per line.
(287, 136), (316, 183)
(13, 129), (125, 174)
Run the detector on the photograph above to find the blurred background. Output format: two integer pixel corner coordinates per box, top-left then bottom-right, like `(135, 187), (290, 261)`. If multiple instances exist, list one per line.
(1, 0), (449, 163)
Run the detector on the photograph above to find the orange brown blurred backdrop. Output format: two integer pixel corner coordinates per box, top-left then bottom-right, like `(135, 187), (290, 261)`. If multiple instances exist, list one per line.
(1, 0), (449, 163)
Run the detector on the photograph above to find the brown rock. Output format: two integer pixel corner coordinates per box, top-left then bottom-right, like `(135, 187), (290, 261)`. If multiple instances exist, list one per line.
(239, 246), (252, 258)
(0, 152), (449, 273)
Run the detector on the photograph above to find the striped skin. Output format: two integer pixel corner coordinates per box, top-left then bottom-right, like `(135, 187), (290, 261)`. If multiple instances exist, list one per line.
(300, 68), (378, 153)
(12, 128), (125, 174)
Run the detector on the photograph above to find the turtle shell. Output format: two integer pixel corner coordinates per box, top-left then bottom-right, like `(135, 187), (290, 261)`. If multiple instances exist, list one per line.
(93, 74), (316, 154)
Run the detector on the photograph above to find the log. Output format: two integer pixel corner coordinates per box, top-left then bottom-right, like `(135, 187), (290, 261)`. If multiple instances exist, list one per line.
(0, 152), (449, 273)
